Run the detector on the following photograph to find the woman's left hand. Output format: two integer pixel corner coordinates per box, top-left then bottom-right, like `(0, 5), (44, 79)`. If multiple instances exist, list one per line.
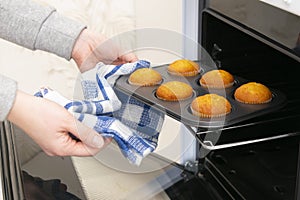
(71, 29), (138, 72)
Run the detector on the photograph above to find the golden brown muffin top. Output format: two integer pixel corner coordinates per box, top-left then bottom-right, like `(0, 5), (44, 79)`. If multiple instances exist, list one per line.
(234, 82), (272, 104)
(191, 94), (232, 117)
(128, 68), (162, 86)
(156, 81), (193, 101)
(200, 69), (234, 88)
(167, 59), (200, 76)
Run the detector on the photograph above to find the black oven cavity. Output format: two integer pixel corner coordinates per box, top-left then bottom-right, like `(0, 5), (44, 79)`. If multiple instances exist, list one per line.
(166, 2), (300, 200)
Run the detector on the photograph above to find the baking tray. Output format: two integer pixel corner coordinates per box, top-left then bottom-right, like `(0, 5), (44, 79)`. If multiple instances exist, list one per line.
(114, 61), (287, 128)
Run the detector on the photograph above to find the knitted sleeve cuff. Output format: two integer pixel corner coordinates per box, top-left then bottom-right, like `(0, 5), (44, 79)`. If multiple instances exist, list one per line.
(34, 11), (86, 60)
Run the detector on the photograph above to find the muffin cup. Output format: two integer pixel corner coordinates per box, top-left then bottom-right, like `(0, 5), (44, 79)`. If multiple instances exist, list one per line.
(167, 70), (200, 77)
(128, 79), (162, 86)
(156, 93), (193, 101)
(190, 106), (231, 118)
(200, 81), (234, 89)
(234, 96), (272, 104)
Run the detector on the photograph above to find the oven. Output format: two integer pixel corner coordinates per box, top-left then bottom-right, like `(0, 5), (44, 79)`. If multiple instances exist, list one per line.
(165, 0), (300, 199)
(1, 0), (300, 199)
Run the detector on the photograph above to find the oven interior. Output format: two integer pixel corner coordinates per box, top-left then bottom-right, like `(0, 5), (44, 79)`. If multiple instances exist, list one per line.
(166, 9), (300, 200)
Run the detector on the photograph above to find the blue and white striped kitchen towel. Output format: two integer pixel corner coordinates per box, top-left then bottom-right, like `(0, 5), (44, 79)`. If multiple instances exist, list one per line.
(35, 60), (165, 165)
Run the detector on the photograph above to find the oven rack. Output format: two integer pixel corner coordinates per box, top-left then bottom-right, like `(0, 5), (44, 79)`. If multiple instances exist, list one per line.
(184, 121), (300, 151)
(180, 91), (300, 151)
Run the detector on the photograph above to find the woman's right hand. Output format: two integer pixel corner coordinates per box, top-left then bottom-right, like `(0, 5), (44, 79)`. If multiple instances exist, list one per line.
(8, 90), (111, 157)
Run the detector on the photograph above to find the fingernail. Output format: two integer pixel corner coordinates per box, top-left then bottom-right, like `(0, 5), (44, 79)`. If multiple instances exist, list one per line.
(93, 135), (104, 148)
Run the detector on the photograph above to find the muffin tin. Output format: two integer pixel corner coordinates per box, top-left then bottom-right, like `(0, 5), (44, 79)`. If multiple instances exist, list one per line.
(114, 61), (287, 128)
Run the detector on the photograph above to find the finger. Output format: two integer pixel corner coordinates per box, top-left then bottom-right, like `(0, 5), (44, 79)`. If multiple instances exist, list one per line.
(111, 60), (126, 65)
(67, 118), (105, 149)
(65, 136), (112, 156)
(120, 53), (138, 63)
(53, 140), (99, 157)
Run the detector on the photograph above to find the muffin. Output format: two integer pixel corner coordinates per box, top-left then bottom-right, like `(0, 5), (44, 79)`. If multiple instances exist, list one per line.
(234, 82), (272, 104)
(156, 81), (193, 101)
(128, 68), (162, 86)
(199, 69), (234, 88)
(167, 59), (200, 76)
(190, 94), (232, 118)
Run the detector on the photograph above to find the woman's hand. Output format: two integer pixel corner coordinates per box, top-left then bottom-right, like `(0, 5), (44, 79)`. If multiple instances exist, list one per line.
(8, 90), (110, 156)
(71, 29), (138, 72)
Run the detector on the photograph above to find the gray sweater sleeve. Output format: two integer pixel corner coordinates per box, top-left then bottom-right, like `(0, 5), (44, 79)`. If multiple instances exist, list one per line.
(0, 0), (86, 59)
(0, 74), (17, 121)
(0, 0), (87, 121)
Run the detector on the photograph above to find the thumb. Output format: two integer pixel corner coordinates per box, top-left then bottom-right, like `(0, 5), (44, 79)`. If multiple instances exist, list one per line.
(68, 117), (105, 149)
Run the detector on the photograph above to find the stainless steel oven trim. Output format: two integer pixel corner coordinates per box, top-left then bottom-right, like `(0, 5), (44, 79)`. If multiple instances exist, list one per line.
(0, 121), (24, 200)
(182, 0), (199, 60)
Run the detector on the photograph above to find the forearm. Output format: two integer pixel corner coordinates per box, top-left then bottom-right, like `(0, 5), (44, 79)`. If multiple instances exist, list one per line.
(0, 74), (17, 121)
(0, 0), (86, 60)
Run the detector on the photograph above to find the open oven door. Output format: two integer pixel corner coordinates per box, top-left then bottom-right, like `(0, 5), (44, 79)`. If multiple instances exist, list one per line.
(0, 121), (24, 200)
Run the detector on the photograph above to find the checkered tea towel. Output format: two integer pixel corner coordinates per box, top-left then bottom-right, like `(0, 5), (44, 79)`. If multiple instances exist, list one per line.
(35, 60), (165, 165)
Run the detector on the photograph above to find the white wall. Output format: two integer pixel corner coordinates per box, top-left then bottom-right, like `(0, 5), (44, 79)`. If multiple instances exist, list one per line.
(134, 0), (184, 66)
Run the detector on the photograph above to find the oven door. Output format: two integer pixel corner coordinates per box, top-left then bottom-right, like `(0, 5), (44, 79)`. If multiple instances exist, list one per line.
(0, 121), (24, 200)
(1, 120), (189, 200)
